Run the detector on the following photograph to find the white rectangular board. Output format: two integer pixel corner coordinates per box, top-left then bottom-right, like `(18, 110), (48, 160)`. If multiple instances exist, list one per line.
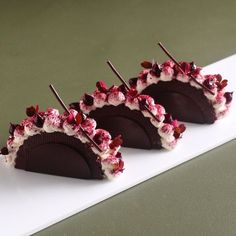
(0, 55), (236, 236)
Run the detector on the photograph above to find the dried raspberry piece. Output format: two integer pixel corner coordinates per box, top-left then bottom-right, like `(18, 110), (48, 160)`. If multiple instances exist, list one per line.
(216, 74), (222, 82)
(118, 84), (129, 95)
(216, 78), (227, 91)
(118, 159), (124, 172)
(83, 93), (94, 106)
(178, 124), (186, 133)
(163, 114), (173, 124)
(26, 106), (37, 117)
(34, 114), (44, 128)
(203, 78), (215, 90)
(93, 133), (103, 145)
(67, 113), (75, 124)
(9, 123), (18, 135)
(224, 92), (233, 104)
(96, 81), (108, 93)
(150, 63), (161, 77)
(16, 125), (24, 132)
(109, 135), (123, 149)
(116, 152), (122, 159)
(173, 131), (180, 139)
(128, 77), (138, 88)
(0, 147), (9, 155)
(127, 88), (138, 98)
(173, 124), (186, 139)
(76, 112), (86, 125)
(69, 102), (80, 112)
(180, 62), (191, 74)
(219, 79), (228, 90)
(141, 61), (152, 69)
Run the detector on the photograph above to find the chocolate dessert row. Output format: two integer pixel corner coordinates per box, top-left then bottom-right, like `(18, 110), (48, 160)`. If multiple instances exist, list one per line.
(0, 43), (233, 180)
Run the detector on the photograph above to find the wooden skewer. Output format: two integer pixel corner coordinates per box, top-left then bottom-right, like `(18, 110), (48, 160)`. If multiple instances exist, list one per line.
(158, 42), (214, 95)
(49, 84), (102, 153)
(106, 61), (160, 122)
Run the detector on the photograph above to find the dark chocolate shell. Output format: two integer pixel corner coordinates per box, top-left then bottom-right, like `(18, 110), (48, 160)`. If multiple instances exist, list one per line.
(141, 80), (216, 124)
(15, 132), (103, 179)
(89, 104), (162, 149)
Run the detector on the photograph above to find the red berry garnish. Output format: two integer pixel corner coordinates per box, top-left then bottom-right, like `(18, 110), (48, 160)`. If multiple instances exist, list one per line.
(224, 92), (233, 104)
(34, 114), (44, 128)
(26, 106), (37, 117)
(180, 62), (191, 74)
(113, 159), (124, 173)
(109, 135), (123, 149)
(164, 114), (173, 124)
(118, 159), (124, 171)
(178, 124), (186, 133)
(128, 77), (138, 88)
(216, 74), (222, 82)
(173, 124), (186, 139)
(83, 93), (94, 106)
(216, 78), (228, 91)
(118, 84), (129, 95)
(9, 123), (17, 135)
(141, 61), (152, 69)
(0, 147), (9, 155)
(116, 152), (122, 159)
(203, 78), (215, 90)
(96, 81), (107, 93)
(75, 112), (86, 125)
(127, 88), (138, 98)
(174, 130), (181, 139)
(220, 79), (228, 89)
(69, 102), (80, 112)
(93, 133), (103, 145)
(150, 63), (161, 77)
(67, 113), (75, 124)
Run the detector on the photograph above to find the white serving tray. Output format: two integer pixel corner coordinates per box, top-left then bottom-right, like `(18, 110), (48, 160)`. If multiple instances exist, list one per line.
(0, 55), (236, 236)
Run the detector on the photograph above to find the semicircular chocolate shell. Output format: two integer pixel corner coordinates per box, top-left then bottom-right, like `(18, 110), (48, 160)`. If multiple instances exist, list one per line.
(142, 80), (216, 124)
(89, 104), (161, 149)
(15, 132), (103, 179)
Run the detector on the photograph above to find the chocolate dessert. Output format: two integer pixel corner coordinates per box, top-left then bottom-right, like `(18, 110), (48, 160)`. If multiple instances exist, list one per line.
(0, 102), (124, 180)
(130, 43), (233, 124)
(71, 79), (185, 150)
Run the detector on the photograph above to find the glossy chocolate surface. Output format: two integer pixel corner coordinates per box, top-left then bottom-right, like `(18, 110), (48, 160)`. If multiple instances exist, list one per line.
(141, 80), (216, 124)
(15, 132), (103, 179)
(90, 104), (162, 149)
